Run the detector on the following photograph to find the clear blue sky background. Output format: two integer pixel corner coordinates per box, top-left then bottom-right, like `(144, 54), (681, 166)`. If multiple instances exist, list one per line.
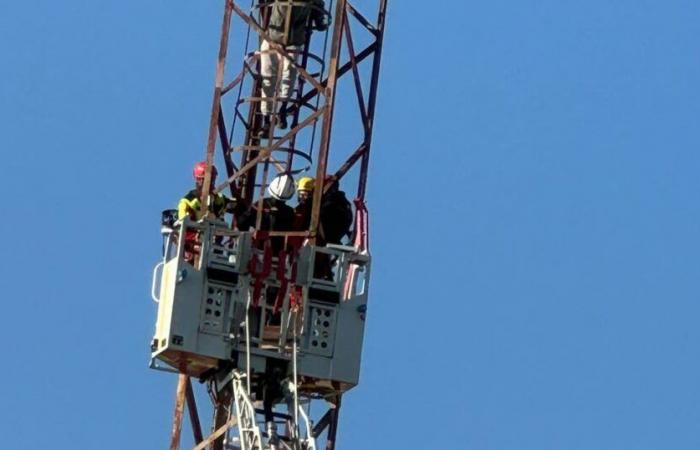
(2, 1), (700, 449)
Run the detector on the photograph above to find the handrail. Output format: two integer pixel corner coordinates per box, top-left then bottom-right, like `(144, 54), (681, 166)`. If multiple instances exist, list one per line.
(151, 261), (165, 303)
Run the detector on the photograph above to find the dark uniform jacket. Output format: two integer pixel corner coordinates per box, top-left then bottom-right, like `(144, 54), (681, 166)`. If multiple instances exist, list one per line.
(267, 0), (327, 46)
(293, 199), (312, 232)
(319, 190), (353, 244)
(257, 197), (295, 254)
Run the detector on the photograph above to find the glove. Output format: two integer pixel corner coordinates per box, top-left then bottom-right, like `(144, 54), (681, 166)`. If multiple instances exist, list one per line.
(314, 14), (330, 31)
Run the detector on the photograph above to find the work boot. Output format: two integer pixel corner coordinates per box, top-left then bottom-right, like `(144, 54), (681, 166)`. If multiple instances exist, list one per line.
(258, 115), (271, 137)
(277, 103), (288, 130)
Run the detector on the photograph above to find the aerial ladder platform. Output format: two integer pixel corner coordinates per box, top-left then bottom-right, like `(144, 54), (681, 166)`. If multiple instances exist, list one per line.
(149, 1), (388, 449)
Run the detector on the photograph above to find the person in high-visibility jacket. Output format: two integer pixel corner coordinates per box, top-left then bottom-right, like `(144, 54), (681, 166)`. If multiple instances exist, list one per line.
(177, 161), (251, 263)
(178, 161), (229, 221)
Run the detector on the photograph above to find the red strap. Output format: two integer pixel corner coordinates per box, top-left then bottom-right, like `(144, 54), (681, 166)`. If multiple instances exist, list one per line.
(352, 199), (369, 252)
(248, 238), (273, 308)
(343, 199), (370, 300)
(273, 251), (289, 314)
(289, 286), (303, 311)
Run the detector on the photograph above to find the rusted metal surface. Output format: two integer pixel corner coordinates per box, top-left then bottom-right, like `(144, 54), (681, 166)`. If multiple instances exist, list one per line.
(231, 2), (325, 93)
(357, 0), (387, 200)
(201, 0), (234, 210)
(325, 395), (342, 450)
(169, 375), (188, 450)
(284, 42), (378, 119)
(214, 107), (326, 192)
(185, 378), (205, 444)
(342, 10), (369, 127)
(308, 0), (348, 243)
(312, 408), (333, 438)
(346, 2), (377, 33)
(192, 416), (238, 450)
(163, 0), (389, 447)
(210, 384), (233, 450)
(332, 142), (366, 182)
(211, 0), (390, 230)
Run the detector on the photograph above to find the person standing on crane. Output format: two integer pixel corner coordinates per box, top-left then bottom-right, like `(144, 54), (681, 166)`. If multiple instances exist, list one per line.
(259, 0), (328, 136)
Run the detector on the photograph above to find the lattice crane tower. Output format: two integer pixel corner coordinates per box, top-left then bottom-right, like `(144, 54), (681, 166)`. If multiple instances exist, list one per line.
(149, 1), (388, 449)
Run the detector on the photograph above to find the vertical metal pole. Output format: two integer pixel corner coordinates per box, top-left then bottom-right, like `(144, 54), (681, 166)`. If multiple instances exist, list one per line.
(240, 0), (269, 203)
(211, 384), (233, 450)
(286, 29), (314, 170)
(202, 0), (234, 208)
(186, 378), (205, 444)
(309, 0), (348, 243)
(170, 375), (189, 450)
(357, 0), (387, 200)
(325, 395), (342, 450)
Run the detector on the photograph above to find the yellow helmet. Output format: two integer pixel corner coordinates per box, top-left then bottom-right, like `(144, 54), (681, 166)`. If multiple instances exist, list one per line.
(297, 176), (315, 192)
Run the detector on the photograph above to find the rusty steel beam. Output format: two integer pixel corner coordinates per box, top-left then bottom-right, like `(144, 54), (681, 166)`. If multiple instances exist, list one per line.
(169, 375), (189, 450)
(309, 0), (348, 243)
(357, 0), (387, 200)
(239, 1), (270, 202)
(286, 23), (315, 169)
(202, 0), (234, 210)
(185, 378), (205, 445)
(161, 2), (389, 448)
(285, 41), (377, 119)
(230, 2), (325, 93)
(342, 8), (369, 128)
(312, 408), (333, 438)
(192, 417), (238, 450)
(346, 2), (377, 34)
(325, 396), (342, 450)
(221, 65), (247, 96)
(333, 142), (366, 183)
(215, 107), (326, 193)
(209, 385), (233, 450)
(217, 104), (240, 191)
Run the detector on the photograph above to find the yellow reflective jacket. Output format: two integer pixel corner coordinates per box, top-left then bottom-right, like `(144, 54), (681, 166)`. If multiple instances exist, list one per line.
(178, 189), (229, 220)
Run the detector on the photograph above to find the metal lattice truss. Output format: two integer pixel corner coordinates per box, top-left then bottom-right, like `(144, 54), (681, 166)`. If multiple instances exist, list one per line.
(169, 375), (344, 450)
(167, 1), (387, 449)
(199, 0), (388, 242)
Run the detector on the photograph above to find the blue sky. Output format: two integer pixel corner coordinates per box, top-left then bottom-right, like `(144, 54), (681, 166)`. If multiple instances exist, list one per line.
(2, 1), (700, 449)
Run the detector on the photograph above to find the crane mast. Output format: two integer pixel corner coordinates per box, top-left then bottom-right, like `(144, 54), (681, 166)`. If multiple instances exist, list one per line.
(150, 1), (388, 449)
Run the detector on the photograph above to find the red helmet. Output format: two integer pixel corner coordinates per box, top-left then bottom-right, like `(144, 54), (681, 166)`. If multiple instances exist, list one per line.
(193, 161), (218, 179)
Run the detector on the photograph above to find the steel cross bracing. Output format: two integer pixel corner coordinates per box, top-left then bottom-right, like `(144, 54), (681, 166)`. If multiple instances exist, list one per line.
(164, 0), (387, 449)
(200, 0), (387, 244)
(169, 374), (343, 450)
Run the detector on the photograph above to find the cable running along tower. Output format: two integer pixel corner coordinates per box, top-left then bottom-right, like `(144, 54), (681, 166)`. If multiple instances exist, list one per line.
(150, 1), (387, 449)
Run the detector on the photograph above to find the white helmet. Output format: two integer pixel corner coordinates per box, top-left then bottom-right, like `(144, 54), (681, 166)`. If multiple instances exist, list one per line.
(268, 174), (295, 201)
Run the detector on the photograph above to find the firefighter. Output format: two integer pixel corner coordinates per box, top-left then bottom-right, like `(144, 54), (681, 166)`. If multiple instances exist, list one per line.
(293, 176), (314, 232)
(177, 161), (250, 262)
(251, 174), (296, 335)
(259, 0), (328, 135)
(319, 176), (353, 245)
(256, 174), (296, 255)
(312, 176), (353, 281)
(178, 161), (228, 221)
